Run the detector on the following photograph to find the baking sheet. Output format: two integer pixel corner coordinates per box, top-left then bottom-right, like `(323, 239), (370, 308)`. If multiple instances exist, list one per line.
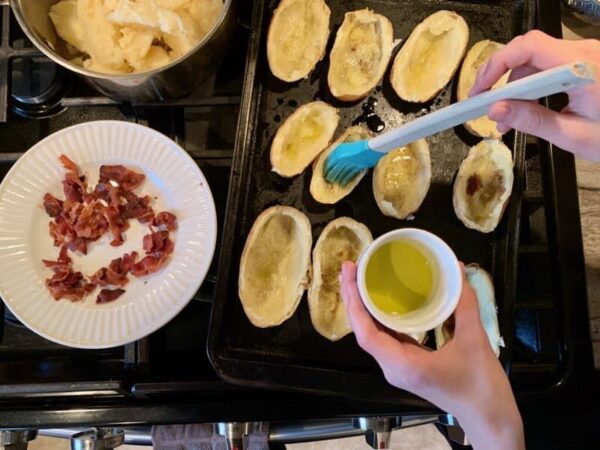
(209, 0), (532, 402)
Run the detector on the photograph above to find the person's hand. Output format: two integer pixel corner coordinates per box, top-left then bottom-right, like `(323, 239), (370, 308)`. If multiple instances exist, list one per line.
(340, 262), (524, 450)
(469, 30), (600, 162)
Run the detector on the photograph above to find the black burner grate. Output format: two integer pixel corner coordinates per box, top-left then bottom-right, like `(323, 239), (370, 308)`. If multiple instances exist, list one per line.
(0, 3), (43, 122)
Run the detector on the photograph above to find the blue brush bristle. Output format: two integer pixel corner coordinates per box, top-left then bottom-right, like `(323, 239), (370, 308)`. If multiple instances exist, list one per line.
(323, 140), (384, 186)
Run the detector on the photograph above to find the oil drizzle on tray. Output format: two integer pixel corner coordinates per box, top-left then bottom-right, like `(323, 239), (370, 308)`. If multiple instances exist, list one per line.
(352, 97), (385, 133)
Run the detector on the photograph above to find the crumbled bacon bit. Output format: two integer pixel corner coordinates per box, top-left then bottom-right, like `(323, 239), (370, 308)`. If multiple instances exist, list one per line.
(49, 216), (76, 247)
(58, 155), (87, 202)
(104, 205), (128, 247)
(131, 231), (174, 277)
(120, 192), (154, 223)
(73, 201), (108, 241)
(143, 230), (171, 254)
(466, 171), (506, 202)
(152, 212), (178, 231)
(62, 177), (81, 203)
(44, 253), (95, 302)
(59, 154), (80, 174)
(130, 254), (170, 277)
(67, 236), (89, 255)
(89, 267), (110, 287)
(43, 193), (63, 218)
(466, 174), (483, 197)
(94, 182), (122, 206)
(90, 267), (126, 288)
(96, 288), (125, 304)
(99, 165), (145, 192)
(42, 245), (71, 269)
(46, 270), (91, 301)
(119, 251), (138, 273)
(63, 201), (83, 226)
(89, 252), (138, 287)
(43, 156), (177, 302)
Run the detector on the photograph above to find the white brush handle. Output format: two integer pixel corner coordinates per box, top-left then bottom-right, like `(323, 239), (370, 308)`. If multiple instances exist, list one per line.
(369, 62), (597, 153)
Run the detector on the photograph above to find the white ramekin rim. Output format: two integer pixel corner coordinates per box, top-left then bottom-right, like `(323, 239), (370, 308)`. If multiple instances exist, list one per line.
(356, 228), (462, 334)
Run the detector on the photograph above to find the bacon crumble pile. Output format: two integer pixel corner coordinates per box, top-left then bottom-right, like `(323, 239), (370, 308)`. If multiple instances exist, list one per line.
(42, 155), (178, 304)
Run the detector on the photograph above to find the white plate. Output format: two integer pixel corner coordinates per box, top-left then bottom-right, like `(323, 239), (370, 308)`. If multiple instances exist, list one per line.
(0, 121), (217, 348)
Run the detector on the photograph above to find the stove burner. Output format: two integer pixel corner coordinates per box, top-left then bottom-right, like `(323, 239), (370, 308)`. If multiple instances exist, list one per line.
(10, 55), (68, 119)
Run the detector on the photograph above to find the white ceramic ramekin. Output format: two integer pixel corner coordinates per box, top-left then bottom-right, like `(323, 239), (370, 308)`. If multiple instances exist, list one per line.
(356, 228), (462, 334)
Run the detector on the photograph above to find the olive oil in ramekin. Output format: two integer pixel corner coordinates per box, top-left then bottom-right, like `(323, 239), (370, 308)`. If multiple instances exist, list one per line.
(365, 240), (434, 315)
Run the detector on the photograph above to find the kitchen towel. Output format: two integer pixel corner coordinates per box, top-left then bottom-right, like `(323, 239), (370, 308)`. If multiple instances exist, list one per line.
(151, 424), (269, 450)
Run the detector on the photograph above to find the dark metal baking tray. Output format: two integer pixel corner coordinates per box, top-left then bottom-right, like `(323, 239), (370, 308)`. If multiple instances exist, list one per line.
(209, 0), (534, 403)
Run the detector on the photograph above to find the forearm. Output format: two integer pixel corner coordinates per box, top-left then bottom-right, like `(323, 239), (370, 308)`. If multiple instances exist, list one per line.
(458, 407), (525, 450)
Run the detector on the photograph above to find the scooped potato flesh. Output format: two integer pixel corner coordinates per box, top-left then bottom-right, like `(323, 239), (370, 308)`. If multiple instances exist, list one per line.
(333, 21), (382, 89)
(271, 0), (325, 76)
(281, 116), (325, 168)
(404, 21), (456, 97)
(243, 215), (301, 315)
(464, 157), (506, 224)
(375, 146), (420, 213)
(316, 226), (362, 327)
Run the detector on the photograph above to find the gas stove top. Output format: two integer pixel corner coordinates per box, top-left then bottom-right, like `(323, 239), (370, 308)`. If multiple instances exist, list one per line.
(0, 0), (596, 436)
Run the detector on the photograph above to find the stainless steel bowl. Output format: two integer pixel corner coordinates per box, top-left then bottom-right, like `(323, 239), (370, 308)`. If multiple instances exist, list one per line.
(10, 0), (235, 102)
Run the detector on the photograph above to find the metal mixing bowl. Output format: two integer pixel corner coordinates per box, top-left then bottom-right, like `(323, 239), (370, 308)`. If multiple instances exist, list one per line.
(9, 0), (235, 102)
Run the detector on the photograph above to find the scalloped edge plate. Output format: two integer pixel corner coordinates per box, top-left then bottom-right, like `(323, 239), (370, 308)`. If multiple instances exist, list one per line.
(0, 121), (217, 348)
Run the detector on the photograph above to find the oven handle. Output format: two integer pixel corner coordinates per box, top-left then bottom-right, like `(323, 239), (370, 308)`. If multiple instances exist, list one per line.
(39, 416), (439, 446)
